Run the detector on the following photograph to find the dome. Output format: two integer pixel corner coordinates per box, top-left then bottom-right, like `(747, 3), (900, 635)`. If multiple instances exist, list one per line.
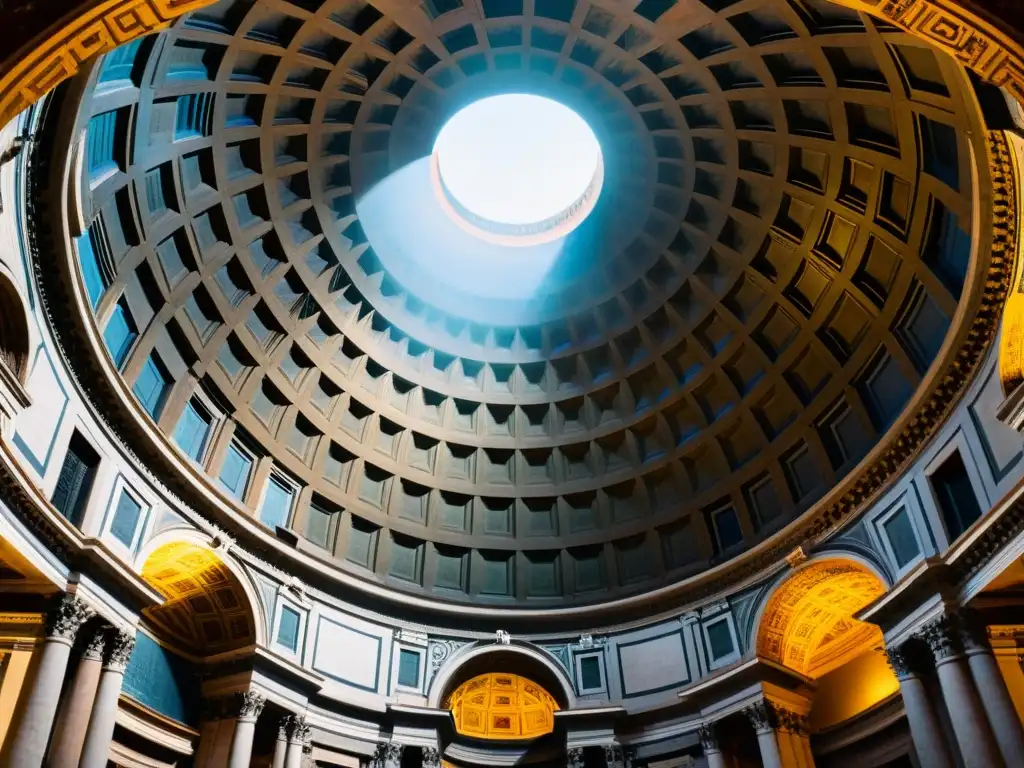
(43, 0), (993, 617)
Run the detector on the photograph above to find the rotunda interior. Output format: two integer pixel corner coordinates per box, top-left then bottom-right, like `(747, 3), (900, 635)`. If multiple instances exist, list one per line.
(1, 0), (1024, 767)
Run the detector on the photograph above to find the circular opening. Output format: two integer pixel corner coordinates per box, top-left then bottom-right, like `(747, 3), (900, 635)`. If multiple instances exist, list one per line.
(431, 94), (603, 246)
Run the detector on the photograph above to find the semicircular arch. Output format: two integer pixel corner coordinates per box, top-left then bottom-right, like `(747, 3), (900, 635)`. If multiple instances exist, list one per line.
(755, 557), (888, 678)
(137, 532), (265, 655)
(427, 642), (577, 710)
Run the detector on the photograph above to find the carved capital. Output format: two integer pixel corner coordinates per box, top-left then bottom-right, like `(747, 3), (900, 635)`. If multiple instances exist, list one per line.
(955, 611), (992, 653)
(372, 742), (403, 767)
(920, 616), (962, 661)
(45, 594), (91, 642)
(237, 690), (266, 720)
(421, 746), (440, 767)
(278, 715), (292, 739)
(884, 645), (914, 679)
(775, 706), (808, 735)
(743, 700), (778, 732)
(567, 747), (585, 768)
(697, 723), (719, 751)
(104, 628), (135, 670)
(81, 625), (106, 661)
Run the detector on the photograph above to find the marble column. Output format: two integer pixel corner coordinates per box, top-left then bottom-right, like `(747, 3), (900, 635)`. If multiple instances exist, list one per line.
(0, 593), (91, 768)
(78, 628), (135, 768)
(922, 617), (1006, 768)
(272, 715), (291, 768)
(960, 618), (1024, 766)
(285, 716), (310, 768)
(48, 626), (105, 768)
(227, 691), (266, 768)
(885, 645), (954, 768)
(697, 724), (727, 768)
(744, 701), (784, 768)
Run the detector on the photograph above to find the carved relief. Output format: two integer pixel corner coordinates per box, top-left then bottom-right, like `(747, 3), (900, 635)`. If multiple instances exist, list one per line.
(44, 593), (91, 641)
(237, 690), (266, 720)
(103, 627), (135, 670)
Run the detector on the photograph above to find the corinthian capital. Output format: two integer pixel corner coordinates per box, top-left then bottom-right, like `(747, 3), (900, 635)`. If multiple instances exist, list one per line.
(421, 746), (440, 767)
(697, 723), (719, 751)
(238, 690), (266, 719)
(920, 616), (962, 661)
(567, 747), (585, 768)
(45, 593), (92, 642)
(743, 700), (778, 732)
(104, 628), (135, 670)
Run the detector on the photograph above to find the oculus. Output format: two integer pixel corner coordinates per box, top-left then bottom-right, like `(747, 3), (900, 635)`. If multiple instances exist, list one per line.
(430, 94), (603, 246)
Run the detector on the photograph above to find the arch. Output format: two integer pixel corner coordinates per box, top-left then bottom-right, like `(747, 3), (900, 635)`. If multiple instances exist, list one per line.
(427, 642), (577, 711)
(755, 557), (888, 678)
(137, 534), (263, 655)
(0, 272), (30, 383)
(445, 672), (560, 741)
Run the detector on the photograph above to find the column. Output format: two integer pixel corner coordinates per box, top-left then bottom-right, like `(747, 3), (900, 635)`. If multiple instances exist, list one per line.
(921, 617), (1006, 768)
(885, 645), (954, 768)
(697, 724), (727, 768)
(960, 618), (1024, 766)
(78, 628), (135, 768)
(776, 709), (814, 768)
(604, 744), (625, 768)
(370, 742), (403, 768)
(285, 716), (310, 768)
(744, 701), (784, 768)
(272, 715), (291, 768)
(227, 691), (266, 768)
(48, 626), (105, 768)
(0, 593), (91, 768)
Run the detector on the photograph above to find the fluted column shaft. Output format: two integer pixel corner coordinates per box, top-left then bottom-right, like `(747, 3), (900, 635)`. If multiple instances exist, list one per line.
(962, 628), (1024, 767)
(78, 629), (135, 768)
(886, 646), (954, 768)
(48, 629), (105, 768)
(922, 617), (1005, 768)
(272, 716), (290, 768)
(0, 595), (90, 768)
(744, 702), (784, 768)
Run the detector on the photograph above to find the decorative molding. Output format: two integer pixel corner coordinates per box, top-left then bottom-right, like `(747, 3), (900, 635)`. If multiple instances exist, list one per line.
(44, 593), (91, 641)
(0, 0), (216, 126)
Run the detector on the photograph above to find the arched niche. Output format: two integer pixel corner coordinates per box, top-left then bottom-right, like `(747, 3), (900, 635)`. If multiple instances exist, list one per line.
(445, 672), (561, 741)
(138, 538), (261, 655)
(428, 643), (577, 712)
(755, 558), (888, 678)
(0, 272), (30, 383)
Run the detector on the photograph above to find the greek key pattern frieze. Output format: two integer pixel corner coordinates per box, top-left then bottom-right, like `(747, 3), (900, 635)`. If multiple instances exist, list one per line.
(0, 0), (214, 126)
